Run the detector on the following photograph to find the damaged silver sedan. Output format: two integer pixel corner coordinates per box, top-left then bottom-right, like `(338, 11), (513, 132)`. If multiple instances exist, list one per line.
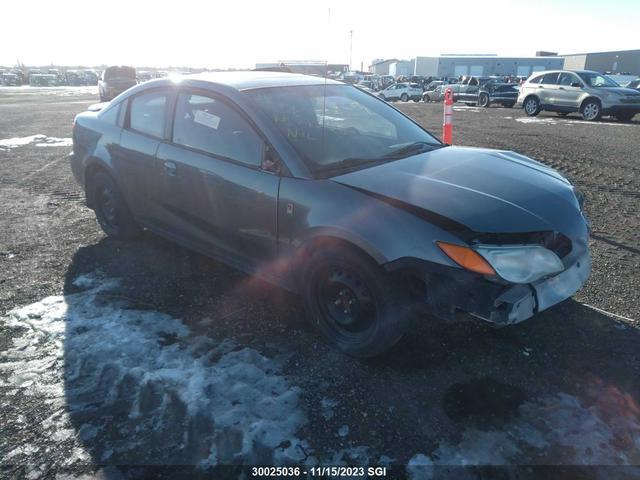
(70, 72), (590, 357)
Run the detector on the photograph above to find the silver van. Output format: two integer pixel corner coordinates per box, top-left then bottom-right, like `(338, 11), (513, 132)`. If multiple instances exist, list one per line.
(516, 70), (640, 121)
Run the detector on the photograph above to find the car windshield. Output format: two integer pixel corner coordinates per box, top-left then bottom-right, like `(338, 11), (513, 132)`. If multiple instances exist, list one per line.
(246, 84), (441, 177)
(577, 72), (620, 87)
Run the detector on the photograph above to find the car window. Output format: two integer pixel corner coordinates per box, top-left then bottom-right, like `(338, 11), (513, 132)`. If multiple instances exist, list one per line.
(558, 73), (578, 86)
(99, 103), (120, 125)
(528, 75), (543, 84)
(129, 91), (167, 138)
(541, 72), (559, 85)
(172, 92), (264, 167)
(469, 78), (478, 86)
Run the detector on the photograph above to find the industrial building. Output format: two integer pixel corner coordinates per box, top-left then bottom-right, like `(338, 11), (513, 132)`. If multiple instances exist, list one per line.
(562, 49), (640, 75)
(412, 55), (564, 78)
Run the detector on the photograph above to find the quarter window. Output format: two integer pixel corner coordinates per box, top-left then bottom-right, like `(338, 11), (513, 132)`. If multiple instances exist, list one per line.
(172, 93), (264, 167)
(129, 91), (167, 138)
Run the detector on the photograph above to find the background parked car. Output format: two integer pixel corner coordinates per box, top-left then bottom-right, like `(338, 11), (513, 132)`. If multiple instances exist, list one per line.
(422, 81), (444, 102)
(626, 78), (640, 91)
(378, 82), (422, 102)
(98, 66), (137, 101)
(517, 70), (640, 121)
(1, 72), (20, 86)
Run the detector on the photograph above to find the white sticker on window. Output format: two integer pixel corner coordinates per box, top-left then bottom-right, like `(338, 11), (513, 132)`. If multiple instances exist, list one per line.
(194, 109), (221, 129)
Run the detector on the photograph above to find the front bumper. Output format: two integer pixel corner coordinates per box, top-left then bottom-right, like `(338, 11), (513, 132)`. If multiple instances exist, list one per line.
(388, 248), (591, 326)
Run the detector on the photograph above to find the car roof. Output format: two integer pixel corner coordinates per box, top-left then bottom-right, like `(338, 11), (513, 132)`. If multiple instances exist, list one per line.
(186, 71), (343, 90)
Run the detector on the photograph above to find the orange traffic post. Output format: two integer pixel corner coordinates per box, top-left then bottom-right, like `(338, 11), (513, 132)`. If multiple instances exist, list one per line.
(442, 87), (453, 145)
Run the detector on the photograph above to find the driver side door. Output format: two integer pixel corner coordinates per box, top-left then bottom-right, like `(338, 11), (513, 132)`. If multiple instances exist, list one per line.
(154, 90), (281, 269)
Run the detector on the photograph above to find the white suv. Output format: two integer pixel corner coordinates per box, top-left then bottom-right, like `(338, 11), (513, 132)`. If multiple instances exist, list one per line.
(517, 70), (640, 121)
(378, 83), (423, 102)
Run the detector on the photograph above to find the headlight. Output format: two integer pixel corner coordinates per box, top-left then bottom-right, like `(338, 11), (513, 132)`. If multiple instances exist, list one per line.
(474, 245), (564, 284)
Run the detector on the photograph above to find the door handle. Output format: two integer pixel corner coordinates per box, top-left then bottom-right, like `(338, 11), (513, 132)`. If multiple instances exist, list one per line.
(164, 161), (177, 176)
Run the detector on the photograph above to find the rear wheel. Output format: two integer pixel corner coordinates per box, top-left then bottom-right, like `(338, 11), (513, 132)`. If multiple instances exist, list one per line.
(581, 99), (602, 121)
(478, 93), (490, 108)
(523, 96), (540, 116)
(423, 94), (431, 103)
(91, 172), (140, 240)
(302, 247), (410, 358)
(401, 93), (409, 102)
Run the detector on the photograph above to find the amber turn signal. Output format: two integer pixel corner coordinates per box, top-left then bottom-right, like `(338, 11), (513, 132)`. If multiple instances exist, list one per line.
(436, 241), (496, 276)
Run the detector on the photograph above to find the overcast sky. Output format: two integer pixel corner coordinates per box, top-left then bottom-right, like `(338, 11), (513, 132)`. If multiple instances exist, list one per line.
(2, 0), (638, 69)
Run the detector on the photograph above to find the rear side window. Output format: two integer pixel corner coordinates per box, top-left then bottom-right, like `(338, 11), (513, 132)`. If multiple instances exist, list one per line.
(172, 92), (264, 167)
(129, 91), (168, 138)
(99, 103), (120, 125)
(541, 72), (559, 84)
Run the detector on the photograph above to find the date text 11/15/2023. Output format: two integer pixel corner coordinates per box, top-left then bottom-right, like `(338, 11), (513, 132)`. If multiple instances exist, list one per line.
(251, 466), (388, 477)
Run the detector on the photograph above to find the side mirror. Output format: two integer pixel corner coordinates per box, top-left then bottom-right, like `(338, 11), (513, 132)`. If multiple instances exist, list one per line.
(262, 146), (281, 174)
(571, 82), (582, 88)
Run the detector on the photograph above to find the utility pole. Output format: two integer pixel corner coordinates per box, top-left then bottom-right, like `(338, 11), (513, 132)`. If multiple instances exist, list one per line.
(349, 30), (353, 72)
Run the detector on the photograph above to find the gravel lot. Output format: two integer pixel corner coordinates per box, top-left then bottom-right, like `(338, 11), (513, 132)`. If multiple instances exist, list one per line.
(1, 87), (639, 479)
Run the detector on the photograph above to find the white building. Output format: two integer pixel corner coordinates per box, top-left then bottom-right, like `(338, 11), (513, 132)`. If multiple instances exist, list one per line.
(413, 55), (564, 78)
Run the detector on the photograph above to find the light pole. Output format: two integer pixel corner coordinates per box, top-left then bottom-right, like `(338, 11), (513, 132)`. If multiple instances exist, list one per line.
(349, 30), (353, 72)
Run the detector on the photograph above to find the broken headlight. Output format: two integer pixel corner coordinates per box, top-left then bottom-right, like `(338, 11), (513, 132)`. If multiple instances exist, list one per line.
(474, 245), (564, 284)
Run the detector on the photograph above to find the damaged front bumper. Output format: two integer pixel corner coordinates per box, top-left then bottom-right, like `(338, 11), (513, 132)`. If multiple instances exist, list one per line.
(388, 249), (591, 326)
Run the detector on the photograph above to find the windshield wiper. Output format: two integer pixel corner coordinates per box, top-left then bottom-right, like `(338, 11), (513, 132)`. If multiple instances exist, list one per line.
(382, 141), (443, 159)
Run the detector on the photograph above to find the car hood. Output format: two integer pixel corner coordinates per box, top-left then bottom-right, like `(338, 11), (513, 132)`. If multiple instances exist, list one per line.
(332, 146), (588, 240)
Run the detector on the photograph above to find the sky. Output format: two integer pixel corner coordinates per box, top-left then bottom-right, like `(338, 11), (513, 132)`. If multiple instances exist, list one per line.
(2, 0), (639, 70)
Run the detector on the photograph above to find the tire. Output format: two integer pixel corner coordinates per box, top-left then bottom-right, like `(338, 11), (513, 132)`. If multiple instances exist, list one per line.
(523, 96), (541, 116)
(401, 93), (409, 102)
(614, 112), (635, 122)
(423, 94), (431, 103)
(413, 97), (420, 103)
(581, 99), (602, 121)
(91, 171), (140, 240)
(478, 93), (490, 108)
(302, 247), (410, 358)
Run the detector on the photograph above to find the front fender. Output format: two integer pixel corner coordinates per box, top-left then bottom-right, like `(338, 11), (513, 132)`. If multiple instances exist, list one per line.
(278, 177), (464, 270)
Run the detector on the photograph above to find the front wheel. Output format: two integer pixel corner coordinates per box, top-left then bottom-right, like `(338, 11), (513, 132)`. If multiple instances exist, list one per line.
(523, 96), (541, 116)
(581, 99), (602, 121)
(478, 93), (490, 108)
(302, 248), (410, 358)
(401, 93), (409, 102)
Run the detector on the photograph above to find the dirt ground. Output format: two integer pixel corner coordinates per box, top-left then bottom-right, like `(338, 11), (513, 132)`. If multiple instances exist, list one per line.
(1, 87), (639, 479)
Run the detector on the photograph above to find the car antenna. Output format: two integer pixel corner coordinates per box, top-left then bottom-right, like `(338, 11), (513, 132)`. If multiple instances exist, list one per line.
(321, 6), (330, 167)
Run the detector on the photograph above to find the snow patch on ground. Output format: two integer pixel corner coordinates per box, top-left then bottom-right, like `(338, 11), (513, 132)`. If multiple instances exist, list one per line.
(0, 134), (72, 150)
(0, 273), (308, 466)
(407, 392), (640, 478)
(516, 117), (633, 127)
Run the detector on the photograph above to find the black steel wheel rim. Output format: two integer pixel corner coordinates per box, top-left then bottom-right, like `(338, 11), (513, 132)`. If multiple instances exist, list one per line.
(315, 265), (376, 335)
(98, 186), (118, 228)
